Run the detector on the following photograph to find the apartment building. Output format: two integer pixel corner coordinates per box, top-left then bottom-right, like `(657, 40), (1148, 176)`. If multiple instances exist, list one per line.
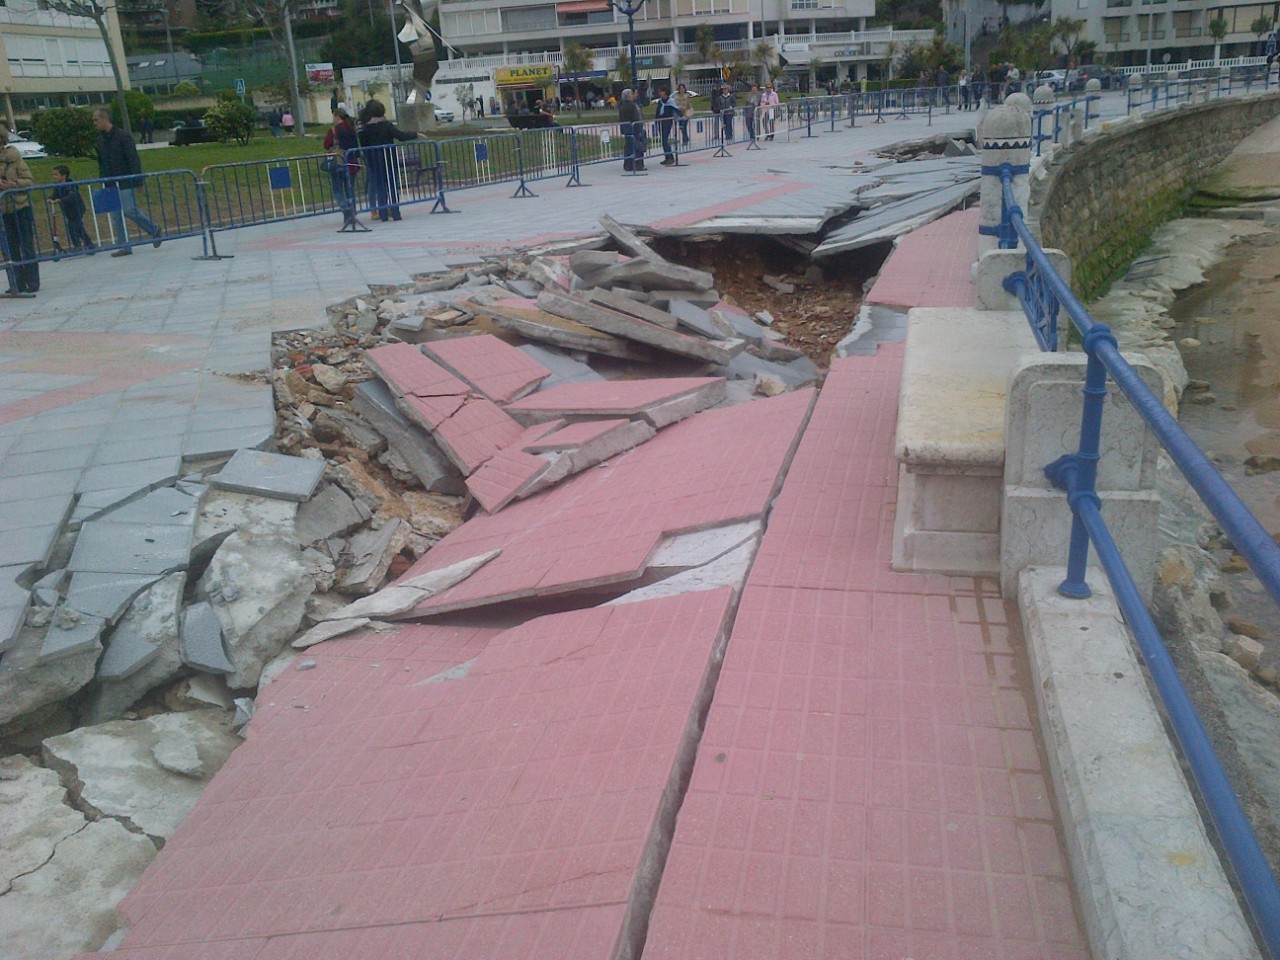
(1053, 0), (1278, 66)
(429, 0), (934, 113)
(1, 0), (128, 127)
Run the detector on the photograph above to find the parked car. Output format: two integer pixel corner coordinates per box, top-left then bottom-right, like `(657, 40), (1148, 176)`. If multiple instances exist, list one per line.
(5, 131), (46, 159)
(433, 107), (454, 122)
(1036, 69), (1068, 92)
(1068, 65), (1123, 91)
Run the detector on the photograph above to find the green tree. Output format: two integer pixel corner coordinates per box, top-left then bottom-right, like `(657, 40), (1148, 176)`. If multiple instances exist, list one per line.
(1250, 15), (1271, 42)
(694, 24), (721, 67)
(616, 49), (633, 87)
(318, 0), (407, 72)
(751, 40), (773, 85)
(170, 80), (202, 97)
(113, 90), (154, 127)
(1051, 17), (1087, 67)
(29, 108), (98, 157)
(42, 0), (135, 135)
(1208, 16), (1228, 63)
(563, 42), (594, 116)
(204, 98), (258, 144)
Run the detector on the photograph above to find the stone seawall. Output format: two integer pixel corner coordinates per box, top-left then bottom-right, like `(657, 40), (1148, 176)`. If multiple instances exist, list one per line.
(1031, 91), (1280, 300)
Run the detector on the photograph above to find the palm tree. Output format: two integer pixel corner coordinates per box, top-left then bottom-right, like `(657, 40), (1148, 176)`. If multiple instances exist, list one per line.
(695, 23), (721, 71)
(616, 49), (633, 88)
(564, 42), (593, 115)
(752, 40), (773, 85)
(1208, 17), (1227, 63)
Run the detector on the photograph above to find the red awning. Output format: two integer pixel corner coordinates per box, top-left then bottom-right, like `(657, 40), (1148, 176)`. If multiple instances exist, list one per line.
(557, 0), (610, 11)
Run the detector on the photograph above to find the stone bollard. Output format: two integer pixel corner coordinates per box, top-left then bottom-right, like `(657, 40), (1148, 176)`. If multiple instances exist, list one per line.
(1032, 84), (1055, 105)
(977, 103), (1032, 257)
(1068, 107), (1083, 144)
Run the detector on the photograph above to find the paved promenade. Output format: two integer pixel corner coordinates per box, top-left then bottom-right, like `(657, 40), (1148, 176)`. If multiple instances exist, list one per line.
(0, 95), (1134, 957)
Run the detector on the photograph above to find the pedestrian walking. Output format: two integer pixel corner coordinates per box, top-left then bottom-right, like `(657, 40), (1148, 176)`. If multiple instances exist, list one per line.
(760, 82), (779, 140)
(268, 109), (282, 137)
(935, 65), (950, 106)
(92, 108), (162, 256)
(356, 99), (419, 222)
(281, 111), (295, 133)
(617, 88), (646, 173)
(654, 85), (680, 164)
(675, 83), (693, 145)
(140, 116), (154, 144)
(49, 165), (95, 252)
(0, 127), (38, 296)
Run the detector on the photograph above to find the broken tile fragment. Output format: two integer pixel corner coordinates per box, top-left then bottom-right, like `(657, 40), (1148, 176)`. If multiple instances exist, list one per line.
(583, 288), (678, 329)
(593, 256), (715, 292)
(479, 297), (650, 361)
(422, 334), (551, 403)
(515, 344), (603, 388)
(64, 572), (161, 624)
(537, 291), (743, 364)
(295, 484), (371, 545)
(506, 377), (727, 429)
(38, 610), (107, 664)
(209, 450), (325, 503)
(67, 521), (191, 576)
(350, 380), (465, 495)
(667, 299), (726, 340)
(290, 617), (371, 650)
(337, 520), (408, 595)
(180, 602), (234, 675)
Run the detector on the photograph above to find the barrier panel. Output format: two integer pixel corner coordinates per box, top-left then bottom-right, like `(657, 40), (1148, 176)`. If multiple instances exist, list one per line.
(994, 156), (1280, 959)
(435, 133), (523, 192)
(0, 169), (208, 283)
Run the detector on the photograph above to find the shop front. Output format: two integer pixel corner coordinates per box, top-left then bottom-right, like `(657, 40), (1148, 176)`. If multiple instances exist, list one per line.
(496, 65), (556, 113)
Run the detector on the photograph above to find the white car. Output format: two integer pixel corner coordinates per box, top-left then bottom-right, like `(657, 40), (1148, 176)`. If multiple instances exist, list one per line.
(6, 132), (46, 159)
(1035, 70), (1068, 92)
(433, 108), (454, 122)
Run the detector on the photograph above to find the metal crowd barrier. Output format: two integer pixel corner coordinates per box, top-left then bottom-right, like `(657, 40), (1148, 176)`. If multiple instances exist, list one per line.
(0, 169), (211, 282)
(995, 161), (1280, 959)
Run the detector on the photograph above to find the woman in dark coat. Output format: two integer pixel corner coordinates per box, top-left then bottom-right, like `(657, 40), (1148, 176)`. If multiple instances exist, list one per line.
(324, 107), (360, 226)
(356, 99), (420, 222)
(617, 89), (646, 173)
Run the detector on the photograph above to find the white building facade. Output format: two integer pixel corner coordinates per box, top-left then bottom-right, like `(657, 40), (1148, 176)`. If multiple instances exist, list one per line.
(0, 0), (129, 128)
(1054, 0), (1278, 67)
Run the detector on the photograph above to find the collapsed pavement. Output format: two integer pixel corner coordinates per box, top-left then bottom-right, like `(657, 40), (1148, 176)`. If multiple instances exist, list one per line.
(0, 214), (854, 958)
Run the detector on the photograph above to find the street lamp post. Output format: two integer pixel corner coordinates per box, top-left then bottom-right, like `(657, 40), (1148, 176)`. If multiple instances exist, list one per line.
(390, 0), (404, 117)
(609, 0), (648, 96)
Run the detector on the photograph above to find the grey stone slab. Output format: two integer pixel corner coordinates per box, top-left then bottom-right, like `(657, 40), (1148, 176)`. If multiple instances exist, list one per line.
(39, 612), (107, 664)
(482, 300), (649, 361)
(714, 352), (819, 388)
(537, 291), (743, 365)
(594, 257), (715, 293)
(668, 299), (725, 340)
(709, 305), (779, 345)
(0, 524), (62, 569)
(0, 470), (81, 504)
(77, 457), (182, 496)
(183, 425), (274, 459)
(813, 180), (980, 258)
(350, 381), (466, 495)
(9, 425), (105, 455)
(0, 566), (31, 655)
(64, 572), (161, 624)
(89, 435), (183, 468)
(0, 445), (94, 478)
(295, 484), (372, 545)
(0, 494), (74, 533)
(516, 345), (604, 388)
(599, 214), (661, 262)
(95, 573), (183, 681)
(210, 450), (325, 503)
(102, 486), (202, 526)
(180, 601), (234, 675)
(583, 288), (678, 329)
(70, 487), (146, 526)
(338, 520), (406, 595)
(67, 521), (192, 576)
(504, 278), (540, 298)
(644, 290), (722, 310)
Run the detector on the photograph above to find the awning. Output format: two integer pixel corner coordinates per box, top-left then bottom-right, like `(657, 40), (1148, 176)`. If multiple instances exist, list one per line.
(635, 67), (669, 80)
(782, 49), (812, 65)
(556, 0), (610, 11)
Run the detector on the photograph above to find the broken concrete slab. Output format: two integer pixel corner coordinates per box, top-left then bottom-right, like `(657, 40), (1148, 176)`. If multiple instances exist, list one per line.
(515, 344), (604, 388)
(647, 520), (763, 571)
(337, 519), (408, 595)
(66, 520), (190, 577)
(422, 334), (551, 403)
(395, 389), (813, 617)
(583, 288), (678, 329)
(180, 601), (234, 675)
(0, 754), (88, 896)
(0, 623), (100, 728)
(295, 483), (371, 545)
(479, 297), (652, 361)
(463, 422), (565, 514)
(199, 533), (313, 690)
(645, 289), (722, 311)
(599, 214), (662, 262)
(607, 540), (759, 605)
(290, 616), (371, 650)
(103, 486), (201, 526)
(325, 549), (502, 621)
(93, 573), (184, 685)
(506, 377), (727, 429)
(209, 449), (326, 503)
(537, 291), (743, 365)
(714, 350), (820, 389)
(812, 179), (980, 258)
(667, 298), (725, 340)
(312, 407), (385, 456)
(567, 249), (625, 282)
(38, 608), (107, 664)
(708, 302), (782, 345)
(519, 418), (656, 498)
(350, 380), (466, 495)
(526, 256), (573, 292)
(0, 815), (154, 960)
(0, 567), (31, 655)
(42, 709), (239, 842)
(592, 256), (716, 293)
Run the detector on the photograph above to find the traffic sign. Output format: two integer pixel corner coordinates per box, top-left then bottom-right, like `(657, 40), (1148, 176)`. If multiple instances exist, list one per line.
(234, 78), (246, 98)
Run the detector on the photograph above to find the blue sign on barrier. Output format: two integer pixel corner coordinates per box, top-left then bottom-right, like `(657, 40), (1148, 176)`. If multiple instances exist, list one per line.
(91, 187), (121, 213)
(268, 167), (292, 190)
(475, 143), (489, 162)
(696, 120), (704, 133)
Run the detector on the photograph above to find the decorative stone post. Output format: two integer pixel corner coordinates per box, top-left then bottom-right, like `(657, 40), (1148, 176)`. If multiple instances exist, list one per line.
(977, 103), (1032, 257)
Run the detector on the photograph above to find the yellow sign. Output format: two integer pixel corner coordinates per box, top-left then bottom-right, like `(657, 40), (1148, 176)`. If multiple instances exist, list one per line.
(495, 66), (555, 85)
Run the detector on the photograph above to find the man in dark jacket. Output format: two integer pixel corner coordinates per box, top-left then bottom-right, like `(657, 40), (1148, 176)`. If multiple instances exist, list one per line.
(92, 108), (162, 257)
(617, 89), (646, 173)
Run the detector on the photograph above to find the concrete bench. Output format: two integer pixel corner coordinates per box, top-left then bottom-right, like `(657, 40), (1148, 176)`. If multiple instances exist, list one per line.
(891, 307), (1039, 576)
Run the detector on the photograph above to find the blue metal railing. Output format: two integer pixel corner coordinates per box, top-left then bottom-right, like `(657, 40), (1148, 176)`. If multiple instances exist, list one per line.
(997, 165), (1280, 959)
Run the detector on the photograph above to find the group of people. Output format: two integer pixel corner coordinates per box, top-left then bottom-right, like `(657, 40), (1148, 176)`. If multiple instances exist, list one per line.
(2, 108), (163, 297)
(322, 99), (422, 228)
(616, 81), (782, 173)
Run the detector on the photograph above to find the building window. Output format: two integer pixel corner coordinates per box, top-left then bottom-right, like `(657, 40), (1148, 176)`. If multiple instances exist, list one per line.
(501, 4), (557, 31)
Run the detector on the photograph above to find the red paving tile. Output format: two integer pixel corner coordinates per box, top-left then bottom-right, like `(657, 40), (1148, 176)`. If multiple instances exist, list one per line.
(397, 388), (814, 615)
(422, 333), (551, 403)
(506, 377), (724, 418)
(865, 207), (979, 309)
(524, 417), (631, 451)
(106, 592), (735, 959)
(641, 350), (1088, 959)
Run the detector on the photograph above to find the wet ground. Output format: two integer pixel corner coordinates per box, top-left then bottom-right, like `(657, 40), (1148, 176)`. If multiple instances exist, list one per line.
(1170, 222), (1280, 654)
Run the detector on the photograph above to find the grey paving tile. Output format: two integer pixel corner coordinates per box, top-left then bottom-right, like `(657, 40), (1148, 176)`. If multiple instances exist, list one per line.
(9, 424), (107, 455)
(89, 435), (184, 467)
(105, 415), (190, 443)
(0, 566), (32, 654)
(71, 487), (148, 526)
(0, 445), (95, 478)
(0, 469), (82, 504)
(77, 456), (182, 495)
(39, 612), (106, 663)
(210, 449), (325, 502)
(67, 520), (191, 575)
(64, 571), (160, 622)
(180, 601), (234, 674)
(105, 486), (201, 526)
(183, 426), (273, 459)
(0, 494), (74, 532)
(0, 524), (62, 569)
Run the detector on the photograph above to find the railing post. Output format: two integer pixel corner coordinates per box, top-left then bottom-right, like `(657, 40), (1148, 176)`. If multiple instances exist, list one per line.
(512, 134), (537, 197)
(977, 101), (1032, 258)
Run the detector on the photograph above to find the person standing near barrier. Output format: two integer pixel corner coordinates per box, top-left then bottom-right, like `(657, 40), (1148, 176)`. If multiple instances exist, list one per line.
(92, 109), (162, 257)
(716, 83), (736, 141)
(958, 70), (971, 109)
(357, 99), (420, 222)
(655, 86), (680, 165)
(618, 88), (646, 173)
(675, 83), (693, 146)
(1267, 26), (1279, 77)
(49, 165), (95, 252)
(0, 128), (38, 297)
(760, 82), (779, 140)
(745, 84), (761, 140)
(324, 108), (360, 227)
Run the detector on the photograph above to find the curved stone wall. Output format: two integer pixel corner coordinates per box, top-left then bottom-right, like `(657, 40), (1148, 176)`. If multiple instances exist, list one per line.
(1030, 92), (1280, 300)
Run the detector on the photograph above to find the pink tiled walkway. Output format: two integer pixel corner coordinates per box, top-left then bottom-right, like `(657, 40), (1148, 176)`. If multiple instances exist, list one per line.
(642, 351), (1088, 959)
(865, 208), (980, 309)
